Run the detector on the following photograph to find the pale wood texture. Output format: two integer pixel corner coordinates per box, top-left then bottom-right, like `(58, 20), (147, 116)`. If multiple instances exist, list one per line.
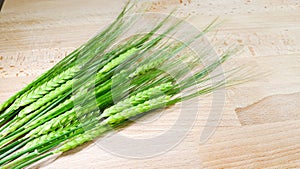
(0, 0), (299, 168)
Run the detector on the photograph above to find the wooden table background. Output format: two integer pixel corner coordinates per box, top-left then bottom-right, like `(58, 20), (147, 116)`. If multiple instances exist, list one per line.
(0, 0), (300, 168)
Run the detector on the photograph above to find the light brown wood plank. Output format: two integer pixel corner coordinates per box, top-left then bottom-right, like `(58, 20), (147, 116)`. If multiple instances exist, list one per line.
(236, 92), (300, 125)
(199, 120), (300, 168)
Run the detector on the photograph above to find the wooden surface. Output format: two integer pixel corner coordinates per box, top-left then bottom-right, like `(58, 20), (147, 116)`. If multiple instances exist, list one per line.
(1, 0), (300, 168)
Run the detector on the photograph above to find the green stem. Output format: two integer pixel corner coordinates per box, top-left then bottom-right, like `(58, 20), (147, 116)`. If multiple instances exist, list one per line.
(14, 152), (53, 169)
(1, 139), (59, 169)
(0, 138), (25, 154)
(0, 127), (79, 166)
(0, 112), (18, 132)
(0, 138), (33, 160)
(0, 94), (70, 145)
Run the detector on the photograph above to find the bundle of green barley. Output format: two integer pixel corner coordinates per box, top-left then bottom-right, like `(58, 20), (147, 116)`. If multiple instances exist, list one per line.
(0, 2), (245, 169)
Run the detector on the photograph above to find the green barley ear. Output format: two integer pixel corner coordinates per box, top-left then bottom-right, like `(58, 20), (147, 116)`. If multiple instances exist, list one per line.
(100, 82), (173, 118)
(0, 93), (75, 143)
(53, 125), (110, 153)
(17, 80), (74, 118)
(22, 124), (80, 151)
(128, 56), (167, 79)
(0, 96), (56, 133)
(1, 66), (80, 120)
(25, 105), (99, 139)
(98, 47), (139, 75)
(0, 48), (79, 116)
(54, 95), (171, 154)
(24, 108), (80, 138)
(103, 95), (171, 125)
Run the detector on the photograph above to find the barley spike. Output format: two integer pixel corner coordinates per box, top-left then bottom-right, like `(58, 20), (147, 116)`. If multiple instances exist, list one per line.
(103, 95), (171, 125)
(128, 57), (166, 78)
(100, 82), (173, 118)
(17, 79), (74, 118)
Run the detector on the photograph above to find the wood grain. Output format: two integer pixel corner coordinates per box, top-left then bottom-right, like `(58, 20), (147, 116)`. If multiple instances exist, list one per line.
(199, 120), (300, 168)
(0, 0), (299, 168)
(236, 92), (300, 125)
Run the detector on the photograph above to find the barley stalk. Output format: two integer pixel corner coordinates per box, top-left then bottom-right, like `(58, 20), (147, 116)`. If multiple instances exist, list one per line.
(0, 98), (60, 137)
(0, 95), (74, 146)
(0, 124), (82, 166)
